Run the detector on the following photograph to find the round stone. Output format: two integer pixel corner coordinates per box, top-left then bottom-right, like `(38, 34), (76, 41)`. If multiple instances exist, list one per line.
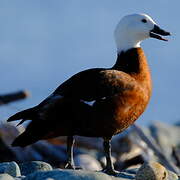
(0, 162), (21, 177)
(19, 161), (53, 176)
(136, 161), (168, 180)
(0, 173), (14, 180)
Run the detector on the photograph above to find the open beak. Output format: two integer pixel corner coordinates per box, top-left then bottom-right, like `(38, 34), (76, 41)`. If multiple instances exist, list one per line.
(150, 25), (171, 41)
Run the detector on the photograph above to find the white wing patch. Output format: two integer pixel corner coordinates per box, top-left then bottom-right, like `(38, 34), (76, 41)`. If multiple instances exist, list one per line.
(82, 97), (106, 106)
(82, 100), (96, 106)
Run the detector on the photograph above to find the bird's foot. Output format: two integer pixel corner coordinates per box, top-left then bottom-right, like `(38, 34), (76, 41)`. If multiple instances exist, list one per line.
(65, 163), (75, 169)
(64, 163), (82, 170)
(102, 168), (120, 176)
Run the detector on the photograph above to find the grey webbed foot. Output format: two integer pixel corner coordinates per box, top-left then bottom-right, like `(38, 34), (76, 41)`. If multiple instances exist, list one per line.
(65, 163), (82, 170)
(102, 168), (120, 175)
(65, 162), (75, 169)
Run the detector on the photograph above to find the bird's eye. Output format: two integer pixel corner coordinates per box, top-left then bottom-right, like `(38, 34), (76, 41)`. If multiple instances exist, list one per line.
(141, 19), (147, 23)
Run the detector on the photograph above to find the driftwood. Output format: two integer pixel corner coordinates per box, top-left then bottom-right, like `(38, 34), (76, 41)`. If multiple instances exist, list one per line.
(132, 124), (180, 174)
(0, 90), (29, 105)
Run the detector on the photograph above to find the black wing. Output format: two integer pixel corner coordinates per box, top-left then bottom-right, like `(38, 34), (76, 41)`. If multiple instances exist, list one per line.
(53, 68), (107, 101)
(52, 68), (134, 101)
(7, 68), (134, 123)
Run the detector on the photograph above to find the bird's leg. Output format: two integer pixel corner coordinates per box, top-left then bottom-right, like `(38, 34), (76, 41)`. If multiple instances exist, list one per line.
(102, 137), (119, 175)
(65, 136), (75, 169)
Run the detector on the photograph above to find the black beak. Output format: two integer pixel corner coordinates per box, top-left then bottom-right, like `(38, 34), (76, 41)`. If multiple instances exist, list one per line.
(150, 25), (171, 41)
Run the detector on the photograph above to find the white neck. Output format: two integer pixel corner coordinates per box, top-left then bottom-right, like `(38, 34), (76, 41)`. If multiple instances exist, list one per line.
(115, 34), (142, 54)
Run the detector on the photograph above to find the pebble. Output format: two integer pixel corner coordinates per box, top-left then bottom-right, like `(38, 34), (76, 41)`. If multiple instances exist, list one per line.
(149, 122), (180, 156)
(135, 161), (168, 180)
(74, 154), (102, 171)
(24, 169), (134, 180)
(0, 173), (14, 180)
(0, 162), (21, 177)
(0, 160), (178, 180)
(167, 170), (179, 180)
(19, 161), (53, 176)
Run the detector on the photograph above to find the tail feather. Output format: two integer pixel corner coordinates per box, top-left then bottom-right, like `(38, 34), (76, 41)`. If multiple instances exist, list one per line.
(7, 107), (37, 122)
(12, 131), (38, 147)
(12, 119), (47, 147)
(16, 119), (27, 127)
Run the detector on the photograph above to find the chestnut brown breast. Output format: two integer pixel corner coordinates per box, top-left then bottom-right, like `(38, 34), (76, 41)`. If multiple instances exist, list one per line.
(88, 47), (152, 137)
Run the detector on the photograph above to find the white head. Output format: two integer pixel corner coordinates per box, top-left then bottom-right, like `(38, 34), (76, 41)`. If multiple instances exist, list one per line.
(114, 13), (170, 53)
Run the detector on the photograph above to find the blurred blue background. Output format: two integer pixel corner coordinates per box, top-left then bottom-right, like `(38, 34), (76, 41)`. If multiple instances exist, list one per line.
(0, 0), (179, 125)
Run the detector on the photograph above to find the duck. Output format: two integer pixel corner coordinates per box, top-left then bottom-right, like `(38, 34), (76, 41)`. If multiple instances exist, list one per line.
(7, 13), (170, 175)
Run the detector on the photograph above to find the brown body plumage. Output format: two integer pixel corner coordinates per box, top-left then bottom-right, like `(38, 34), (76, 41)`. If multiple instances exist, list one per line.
(8, 48), (151, 145)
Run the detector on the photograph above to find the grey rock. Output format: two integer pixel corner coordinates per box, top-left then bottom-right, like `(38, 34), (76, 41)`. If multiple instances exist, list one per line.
(0, 173), (14, 180)
(128, 127), (158, 162)
(74, 154), (102, 171)
(14, 175), (26, 180)
(167, 170), (178, 180)
(135, 161), (168, 180)
(0, 162), (21, 177)
(19, 161), (53, 176)
(124, 168), (138, 175)
(115, 172), (135, 179)
(149, 122), (180, 156)
(24, 169), (135, 180)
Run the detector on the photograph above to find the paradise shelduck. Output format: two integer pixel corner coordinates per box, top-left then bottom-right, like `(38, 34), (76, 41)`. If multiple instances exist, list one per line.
(7, 13), (170, 175)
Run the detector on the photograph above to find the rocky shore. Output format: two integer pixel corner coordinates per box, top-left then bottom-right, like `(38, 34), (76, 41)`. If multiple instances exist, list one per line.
(0, 161), (178, 180)
(0, 121), (179, 179)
